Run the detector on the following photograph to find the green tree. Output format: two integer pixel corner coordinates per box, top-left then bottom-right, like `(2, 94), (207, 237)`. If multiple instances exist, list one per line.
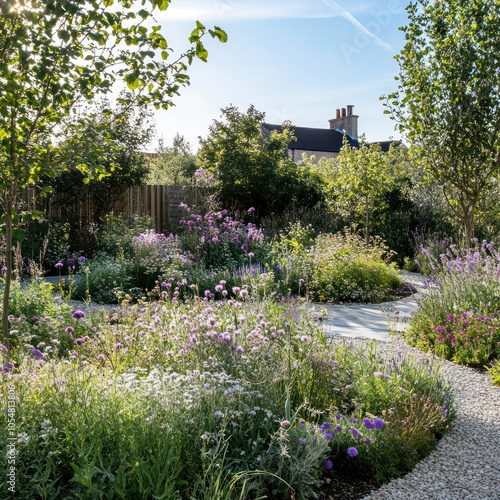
(45, 97), (154, 253)
(198, 104), (324, 216)
(147, 133), (197, 185)
(319, 136), (402, 245)
(383, 0), (500, 245)
(0, 0), (226, 351)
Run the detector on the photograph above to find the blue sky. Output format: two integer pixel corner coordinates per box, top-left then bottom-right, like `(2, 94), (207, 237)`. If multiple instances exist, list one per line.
(151, 0), (409, 151)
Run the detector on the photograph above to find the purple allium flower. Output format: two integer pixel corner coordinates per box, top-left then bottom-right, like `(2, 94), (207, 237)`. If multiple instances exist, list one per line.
(72, 310), (86, 319)
(114, 342), (123, 349)
(299, 278), (305, 284)
(55, 262), (64, 269)
(190, 284), (196, 290)
(232, 287), (241, 295)
(70, 351), (78, 358)
(97, 354), (105, 361)
(236, 346), (244, 354)
(248, 252), (254, 258)
(75, 338), (86, 346)
(301, 335), (309, 343)
(30, 348), (44, 361)
(373, 418), (385, 429)
(215, 284), (224, 293)
(280, 420), (290, 427)
(324, 459), (333, 470)
(65, 326), (74, 333)
(299, 438), (307, 446)
(67, 258), (76, 267)
(0, 344), (7, 351)
(247, 207), (256, 213)
(373, 371), (384, 377)
(3, 362), (14, 373)
(204, 290), (211, 298)
(240, 289), (248, 298)
(161, 282), (168, 287)
(363, 418), (374, 430)
(347, 447), (358, 457)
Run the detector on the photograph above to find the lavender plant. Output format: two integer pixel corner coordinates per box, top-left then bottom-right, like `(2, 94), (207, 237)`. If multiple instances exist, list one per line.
(407, 240), (500, 366)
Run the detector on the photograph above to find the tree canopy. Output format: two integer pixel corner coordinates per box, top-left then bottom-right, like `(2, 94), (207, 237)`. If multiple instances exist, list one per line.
(147, 133), (197, 185)
(0, 0), (226, 351)
(383, 0), (500, 244)
(198, 104), (324, 217)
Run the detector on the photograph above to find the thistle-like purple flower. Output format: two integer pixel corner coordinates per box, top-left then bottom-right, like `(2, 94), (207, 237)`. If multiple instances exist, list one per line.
(72, 310), (86, 319)
(347, 447), (358, 457)
(30, 348), (44, 361)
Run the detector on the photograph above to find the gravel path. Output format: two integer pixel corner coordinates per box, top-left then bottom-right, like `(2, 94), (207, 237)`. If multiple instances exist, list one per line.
(329, 336), (500, 500)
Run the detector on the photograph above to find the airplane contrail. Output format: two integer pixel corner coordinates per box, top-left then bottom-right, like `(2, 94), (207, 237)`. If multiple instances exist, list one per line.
(320, 0), (393, 50)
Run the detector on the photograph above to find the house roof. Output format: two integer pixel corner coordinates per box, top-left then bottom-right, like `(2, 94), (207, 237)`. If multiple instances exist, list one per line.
(262, 123), (359, 153)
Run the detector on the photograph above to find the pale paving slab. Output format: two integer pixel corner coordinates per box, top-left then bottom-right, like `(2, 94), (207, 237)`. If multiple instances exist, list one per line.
(314, 292), (422, 342)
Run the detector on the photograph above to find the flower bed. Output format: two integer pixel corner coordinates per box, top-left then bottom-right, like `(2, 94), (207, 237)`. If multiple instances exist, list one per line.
(1, 280), (454, 498)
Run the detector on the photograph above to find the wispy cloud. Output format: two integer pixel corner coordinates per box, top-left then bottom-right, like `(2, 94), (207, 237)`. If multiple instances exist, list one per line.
(320, 0), (392, 50)
(162, 0), (366, 22)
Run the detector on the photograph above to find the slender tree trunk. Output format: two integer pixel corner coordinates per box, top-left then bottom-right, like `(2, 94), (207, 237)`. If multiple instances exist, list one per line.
(365, 197), (370, 246)
(463, 208), (475, 248)
(2, 209), (12, 353)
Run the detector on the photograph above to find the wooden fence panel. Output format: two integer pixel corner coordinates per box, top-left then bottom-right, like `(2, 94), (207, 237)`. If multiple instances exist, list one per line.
(19, 184), (214, 233)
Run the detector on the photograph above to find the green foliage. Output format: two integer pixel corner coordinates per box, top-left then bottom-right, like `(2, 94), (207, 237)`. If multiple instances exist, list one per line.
(147, 133), (197, 185)
(320, 137), (401, 244)
(198, 104), (324, 217)
(97, 214), (154, 258)
(21, 220), (72, 271)
(487, 359), (500, 386)
(383, 0), (500, 244)
(71, 256), (133, 304)
(47, 98), (154, 228)
(307, 228), (402, 303)
(0, 0), (227, 350)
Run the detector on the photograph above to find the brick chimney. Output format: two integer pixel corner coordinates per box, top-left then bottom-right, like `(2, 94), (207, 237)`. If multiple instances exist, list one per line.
(328, 104), (358, 139)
